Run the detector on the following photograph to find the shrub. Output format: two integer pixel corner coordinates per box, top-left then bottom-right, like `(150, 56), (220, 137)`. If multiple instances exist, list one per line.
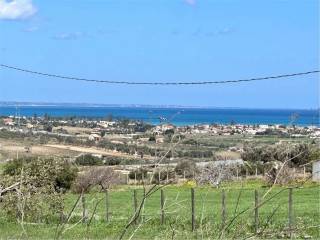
(174, 160), (198, 178)
(196, 163), (236, 187)
(241, 143), (313, 166)
(104, 156), (121, 166)
(129, 168), (148, 180)
(151, 169), (176, 184)
(264, 161), (295, 186)
(73, 167), (120, 193)
(2, 158), (25, 176)
(148, 136), (156, 142)
(55, 163), (78, 191)
(75, 154), (103, 166)
(2, 157), (78, 191)
(0, 157), (77, 222)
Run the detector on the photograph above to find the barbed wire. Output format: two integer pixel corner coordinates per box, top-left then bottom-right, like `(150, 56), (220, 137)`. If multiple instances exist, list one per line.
(0, 64), (318, 85)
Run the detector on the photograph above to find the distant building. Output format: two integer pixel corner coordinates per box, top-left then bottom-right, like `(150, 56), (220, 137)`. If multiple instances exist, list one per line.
(88, 134), (101, 141)
(3, 118), (14, 126)
(312, 160), (320, 182)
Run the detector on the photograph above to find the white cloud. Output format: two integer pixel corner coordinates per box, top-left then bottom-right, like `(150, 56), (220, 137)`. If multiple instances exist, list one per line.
(23, 25), (38, 32)
(0, 0), (37, 20)
(53, 32), (87, 40)
(217, 27), (234, 35)
(185, 0), (196, 6)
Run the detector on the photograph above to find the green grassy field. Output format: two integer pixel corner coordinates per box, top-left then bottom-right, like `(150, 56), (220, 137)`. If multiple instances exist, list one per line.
(0, 180), (319, 239)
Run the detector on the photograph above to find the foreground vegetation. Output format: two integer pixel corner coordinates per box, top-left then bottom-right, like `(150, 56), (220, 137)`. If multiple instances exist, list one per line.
(0, 122), (319, 239)
(0, 181), (319, 239)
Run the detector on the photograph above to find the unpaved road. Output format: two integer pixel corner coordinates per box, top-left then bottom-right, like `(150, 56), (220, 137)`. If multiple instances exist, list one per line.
(45, 144), (147, 159)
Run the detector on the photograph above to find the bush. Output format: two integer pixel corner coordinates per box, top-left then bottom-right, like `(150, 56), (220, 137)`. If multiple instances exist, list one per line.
(75, 154), (103, 166)
(149, 136), (156, 142)
(2, 159), (25, 176)
(151, 169), (176, 184)
(104, 156), (121, 166)
(0, 157), (78, 222)
(73, 167), (120, 193)
(174, 160), (198, 178)
(129, 168), (148, 180)
(264, 162), (295, 186)
(2, 157), (78, 191)
(241, 143), (313, 166)
(55, 163), (78, 191)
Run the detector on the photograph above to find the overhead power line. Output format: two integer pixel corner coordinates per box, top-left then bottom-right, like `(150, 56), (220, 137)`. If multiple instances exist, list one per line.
(0, 63), (318, 85)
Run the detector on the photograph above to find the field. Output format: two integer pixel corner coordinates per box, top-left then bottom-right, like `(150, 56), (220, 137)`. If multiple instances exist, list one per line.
(1, 181), (319, 239)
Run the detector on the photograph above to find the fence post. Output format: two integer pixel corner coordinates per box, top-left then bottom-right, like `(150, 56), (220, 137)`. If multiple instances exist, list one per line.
(126, 174), (129, 185)
(255, 167), (258, 177)
(160, 189), (165, 224)
(59, 208), (66, 224)
(191, 188), (195, 232)
(288, 188), (293, 238)
(133, 189), (138, 224)
(135, 172), (137, 185)
(158, 171), (161, 184)
(254, 189), (259, 233)
(221, 189), (226, 228)
(82, 194), (88, 223)
(166, 170), (169, 184)
(105, 189), (109, 222)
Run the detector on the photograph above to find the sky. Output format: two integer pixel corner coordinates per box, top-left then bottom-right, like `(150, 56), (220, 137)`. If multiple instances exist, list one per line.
(0, 0), (319, 109)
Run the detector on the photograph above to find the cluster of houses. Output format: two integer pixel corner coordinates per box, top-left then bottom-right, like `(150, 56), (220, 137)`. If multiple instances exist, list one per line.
(150, 123), (320, 138)
(1, 116), (320, 140)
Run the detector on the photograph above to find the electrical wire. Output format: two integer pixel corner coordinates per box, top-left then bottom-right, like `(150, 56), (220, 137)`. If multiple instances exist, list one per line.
(0, 63), (318, 85)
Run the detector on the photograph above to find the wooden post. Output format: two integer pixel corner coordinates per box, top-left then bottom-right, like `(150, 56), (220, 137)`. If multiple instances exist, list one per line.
(126, 174), (129, 185)
(133, 189), (138, 224)
(166, 170), (169, 184)
(142, 173), (145, 184)
(236, 168), (239, 180)
(160, 189), (165, 224)
(303, 166), (306, 179)
(221, 190), (226, 228)
(105, 190), (109, 222)
(158, 171), (161, 184)
(254, 189), (259, 233)
(255, 167), (258, 177)
(288, 188), (293, 238)
(134, 172), (137, 185)
(191, 188), (195, 232)
(82, 194), (88, 223)
(59, 209), (66, 224)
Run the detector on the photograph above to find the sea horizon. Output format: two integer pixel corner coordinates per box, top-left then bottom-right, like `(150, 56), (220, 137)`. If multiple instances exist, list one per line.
(0, 101), (318, 111)
(0, 102), (319, 126)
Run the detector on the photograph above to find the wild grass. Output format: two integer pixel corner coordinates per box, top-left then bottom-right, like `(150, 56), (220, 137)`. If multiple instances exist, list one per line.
(0, 180), (319, 239)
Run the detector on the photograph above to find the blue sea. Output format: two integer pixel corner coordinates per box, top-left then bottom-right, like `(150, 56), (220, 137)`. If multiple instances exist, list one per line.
(0, 106), (319, 126)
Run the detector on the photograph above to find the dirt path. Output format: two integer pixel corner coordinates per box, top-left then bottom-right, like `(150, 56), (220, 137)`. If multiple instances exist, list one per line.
(45, 144), (141, 159)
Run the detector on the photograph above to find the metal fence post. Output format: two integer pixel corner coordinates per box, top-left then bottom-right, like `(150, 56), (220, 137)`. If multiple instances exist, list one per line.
(221, 189), (226, 228)
(161, 189), (165, 224)
(105, 189), (109, 222)
(191, 188), (195, 231)
(288, 188), (293, 238)
(254, 189), (259, 233)
(133, 189), (138, 224)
